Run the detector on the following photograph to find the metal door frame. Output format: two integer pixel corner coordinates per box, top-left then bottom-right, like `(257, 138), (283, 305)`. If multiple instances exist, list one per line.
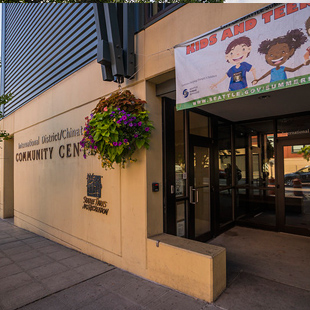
(188, 135), (214, 241)
(276, 136), (310, 236)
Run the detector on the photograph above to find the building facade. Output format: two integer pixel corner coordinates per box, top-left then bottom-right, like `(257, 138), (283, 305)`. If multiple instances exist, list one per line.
(1, 3), (309, 302)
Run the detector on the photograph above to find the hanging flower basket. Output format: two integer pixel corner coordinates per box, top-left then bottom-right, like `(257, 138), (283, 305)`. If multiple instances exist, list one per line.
(80, 90), (154, 169)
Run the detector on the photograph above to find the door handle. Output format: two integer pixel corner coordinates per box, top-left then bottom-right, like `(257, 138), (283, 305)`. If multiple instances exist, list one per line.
(190, 186), (199, 204)
(190, 186), (196, 204)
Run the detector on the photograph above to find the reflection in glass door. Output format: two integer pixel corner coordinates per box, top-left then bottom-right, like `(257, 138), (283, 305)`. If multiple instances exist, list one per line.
(189, 143), (211, 240)
(235, 122), (276, 229)
(278, 140), (310, 235)
(163, 100), (212, 240)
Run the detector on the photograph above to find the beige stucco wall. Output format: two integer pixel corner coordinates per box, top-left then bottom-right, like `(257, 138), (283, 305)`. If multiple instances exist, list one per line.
(0, 3), (268, 301)
(0, 139), (14, 219)
(2, 61), (149, 277)
(147, 234), (226, 302)
(137, 3), (267, 82)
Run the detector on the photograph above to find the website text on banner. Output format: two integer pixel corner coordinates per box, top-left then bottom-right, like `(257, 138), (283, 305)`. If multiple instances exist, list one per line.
(175, 4), (310, 110)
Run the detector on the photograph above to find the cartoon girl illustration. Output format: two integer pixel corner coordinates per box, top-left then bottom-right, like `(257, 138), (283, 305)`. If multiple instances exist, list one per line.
(304, 17), (310, 64)
(252, 29), (308, 85)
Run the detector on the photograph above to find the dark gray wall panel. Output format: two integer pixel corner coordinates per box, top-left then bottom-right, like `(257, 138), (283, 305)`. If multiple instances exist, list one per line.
(2, 3), (97, 116)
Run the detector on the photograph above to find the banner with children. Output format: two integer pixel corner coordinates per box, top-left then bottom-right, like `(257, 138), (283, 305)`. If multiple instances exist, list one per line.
(175, 4), (310, 110)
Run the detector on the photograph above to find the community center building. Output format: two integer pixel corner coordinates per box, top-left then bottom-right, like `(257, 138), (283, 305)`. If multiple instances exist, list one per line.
(0, 3), (309, 302)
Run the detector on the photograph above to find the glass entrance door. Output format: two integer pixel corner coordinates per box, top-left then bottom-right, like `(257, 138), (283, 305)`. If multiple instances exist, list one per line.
(163, 99), (213, 241)
(277, 139), (310, 236)
(235, 122), (276, 229)
(189, 138), (212, 240)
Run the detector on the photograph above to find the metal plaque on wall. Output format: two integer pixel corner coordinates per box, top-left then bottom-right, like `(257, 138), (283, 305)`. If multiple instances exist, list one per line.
(87, 173), (102, 198)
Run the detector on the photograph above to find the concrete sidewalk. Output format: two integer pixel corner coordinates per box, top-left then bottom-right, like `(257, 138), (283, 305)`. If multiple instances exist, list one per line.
(0, 218), (216, 310)
(210, 226), (310, 310)
(1, 219), (310, 310)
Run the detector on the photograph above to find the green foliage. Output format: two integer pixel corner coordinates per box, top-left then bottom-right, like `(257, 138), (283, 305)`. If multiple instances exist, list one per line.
(0, 58), (13, 140)
(298, 146), (310, 161)
(0, 93), (13, 115)
(0, 130), (10, 142)
(0, 93), (13, 142)
(80, 91), (154, 169)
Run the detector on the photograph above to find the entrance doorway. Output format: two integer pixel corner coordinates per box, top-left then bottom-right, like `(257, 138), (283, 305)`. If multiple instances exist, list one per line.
(188, 136), (212, 240)
(163, 98), (214, 241)
(277, 138), (310, 235)
(163, 97), (310, 239)
(235, 120), (276, 230)
(235, 116), (310, 236)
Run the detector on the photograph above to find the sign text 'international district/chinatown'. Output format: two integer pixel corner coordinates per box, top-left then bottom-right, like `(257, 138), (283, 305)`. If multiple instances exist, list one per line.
(15, 126), (83, 162)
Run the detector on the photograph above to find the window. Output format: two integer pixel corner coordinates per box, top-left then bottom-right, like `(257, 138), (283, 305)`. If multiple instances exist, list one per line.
(144, 3), (181, 26)
(292, 145), (304, 153)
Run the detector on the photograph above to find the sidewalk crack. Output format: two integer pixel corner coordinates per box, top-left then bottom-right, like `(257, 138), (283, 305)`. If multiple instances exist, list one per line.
(15, 266), (116, 310)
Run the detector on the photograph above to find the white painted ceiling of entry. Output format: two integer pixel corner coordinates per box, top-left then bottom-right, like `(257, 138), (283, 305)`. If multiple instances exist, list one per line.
(155, 75), (310, 122)
(197, 84), (310, 122)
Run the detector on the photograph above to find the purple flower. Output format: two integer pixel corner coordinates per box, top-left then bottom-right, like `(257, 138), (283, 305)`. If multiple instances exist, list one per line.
(83, 154), (86, 159)
(138, 122), (142, 126)
(124, 121), (128, 125)
(129, 123), (133, 127)
(145, 127), (150, 132)
(118, 142), (122, 146)
(113, 142), (118, 146)
(134, 134), (138, 138)
(127, 114), (131, 117)
(90, 113), (94, 119)
(121, 110), (125, 114)
(112, 111), (115, 114)
(133, 123), (137, 127)
(117, 108), (120, 111)
(117, 120), (121, 124)
(124, 139), (128, 143)
(94, 146), (98, 150)
(132, 117), (136, 120)
(122, 116), (127, 121)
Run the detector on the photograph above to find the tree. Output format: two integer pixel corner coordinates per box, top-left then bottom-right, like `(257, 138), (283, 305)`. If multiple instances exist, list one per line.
(0, 60), (12, 142)
(299, 146), (310, 161)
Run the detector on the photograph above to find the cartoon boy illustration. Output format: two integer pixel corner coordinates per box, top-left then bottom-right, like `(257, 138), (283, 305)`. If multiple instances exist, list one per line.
(211, 36), (256, 91)
(304, 17), (310, 64)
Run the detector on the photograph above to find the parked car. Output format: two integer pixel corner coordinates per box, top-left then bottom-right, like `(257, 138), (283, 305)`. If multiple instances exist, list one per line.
(284, 165), (310, 186)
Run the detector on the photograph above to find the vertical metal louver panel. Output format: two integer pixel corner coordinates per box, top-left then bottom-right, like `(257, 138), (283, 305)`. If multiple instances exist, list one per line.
(3, 3), (97, 116)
